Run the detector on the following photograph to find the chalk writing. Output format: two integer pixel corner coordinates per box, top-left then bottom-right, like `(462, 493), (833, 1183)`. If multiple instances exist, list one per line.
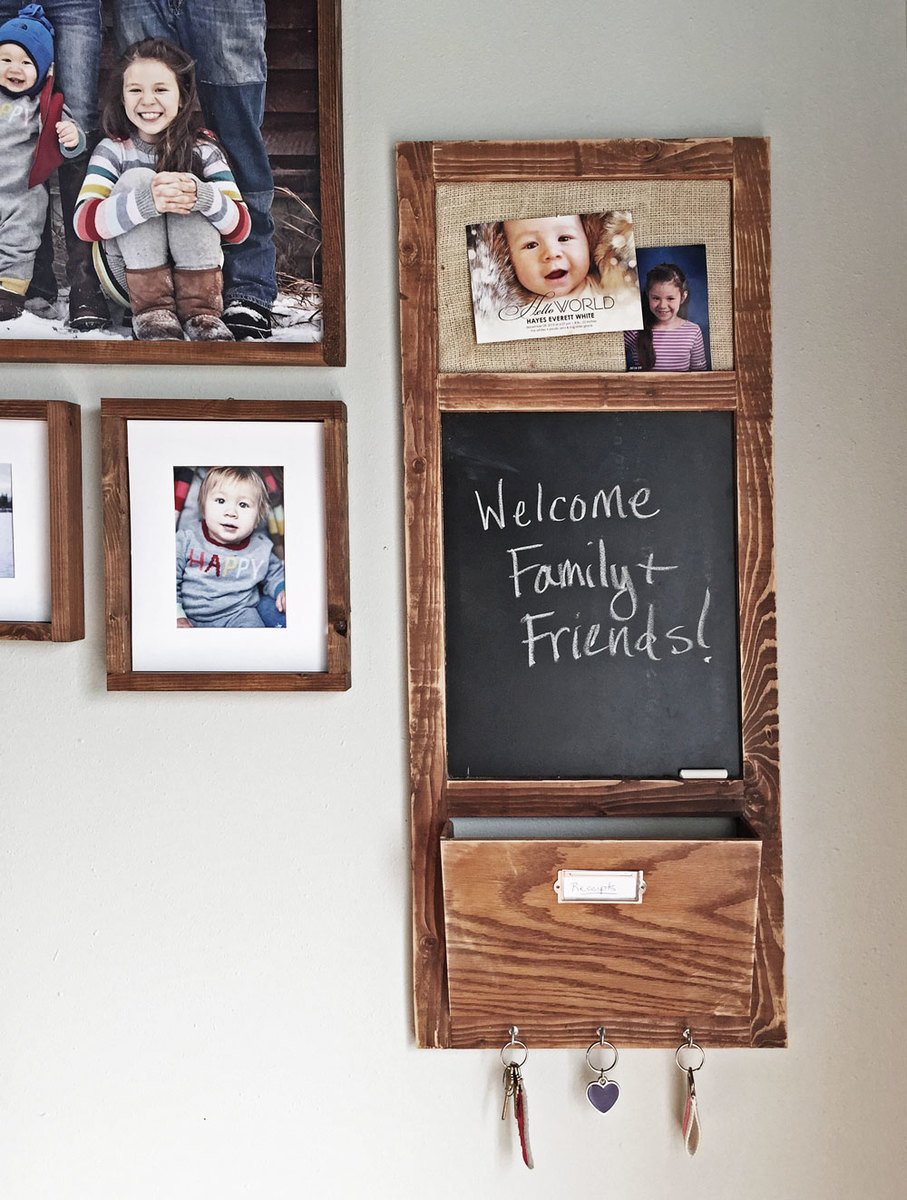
(472, 478), (713, 670)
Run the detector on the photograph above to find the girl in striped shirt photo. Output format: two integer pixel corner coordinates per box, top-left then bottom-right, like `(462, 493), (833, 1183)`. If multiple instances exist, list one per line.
(74, 37), (250, 342)
(624, 260), (709, 372)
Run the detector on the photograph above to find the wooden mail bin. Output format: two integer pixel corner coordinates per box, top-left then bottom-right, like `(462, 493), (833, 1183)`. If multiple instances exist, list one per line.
(440, 833), (762, 1048)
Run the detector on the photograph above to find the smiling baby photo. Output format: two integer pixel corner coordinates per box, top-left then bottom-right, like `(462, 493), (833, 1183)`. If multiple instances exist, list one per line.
(174, 464), (286, 630)
(466, 209), (643, 344)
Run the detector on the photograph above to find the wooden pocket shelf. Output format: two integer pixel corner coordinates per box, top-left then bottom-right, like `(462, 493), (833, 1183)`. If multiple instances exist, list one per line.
(440, 822), (762, 1048)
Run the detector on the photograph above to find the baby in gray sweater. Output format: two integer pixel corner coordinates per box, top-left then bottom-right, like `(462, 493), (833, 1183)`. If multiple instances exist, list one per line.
(0, 4), (85, 321)
(175, 466), (286, 629)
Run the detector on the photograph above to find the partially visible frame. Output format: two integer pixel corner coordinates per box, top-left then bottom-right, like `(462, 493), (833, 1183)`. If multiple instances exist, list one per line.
(0, 0), (344, 367)
(102, 399), (349, 690)
(0, 400), (84, 642)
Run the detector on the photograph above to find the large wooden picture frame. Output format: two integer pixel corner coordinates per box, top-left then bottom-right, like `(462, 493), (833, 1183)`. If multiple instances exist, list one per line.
(0, 400), (83, 641)
(102, 398), (349, 691)
(0, 0), (344, 366)
(397, 138), (783, 1050)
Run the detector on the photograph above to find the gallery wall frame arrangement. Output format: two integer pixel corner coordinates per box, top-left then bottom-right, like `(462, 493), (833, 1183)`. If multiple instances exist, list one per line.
(0, 0), (344, 366)
(0, 399), (84, 641)
(102, 398), (349, 691)
(396, 137), (783, 1050)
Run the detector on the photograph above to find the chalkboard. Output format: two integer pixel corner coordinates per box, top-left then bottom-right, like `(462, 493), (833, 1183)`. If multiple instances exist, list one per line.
(441, 411), (742, 779)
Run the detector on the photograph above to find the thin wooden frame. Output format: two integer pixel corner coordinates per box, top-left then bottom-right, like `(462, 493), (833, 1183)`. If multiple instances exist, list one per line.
(102, 398), (349, 691)
(397, 138), (783, 1049)
(0, 400), (84, 642)
(0, 0), (344, 367)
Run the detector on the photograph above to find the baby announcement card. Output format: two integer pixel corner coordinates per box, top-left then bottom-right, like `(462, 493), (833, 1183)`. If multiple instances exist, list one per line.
(466, 211), (643, 344)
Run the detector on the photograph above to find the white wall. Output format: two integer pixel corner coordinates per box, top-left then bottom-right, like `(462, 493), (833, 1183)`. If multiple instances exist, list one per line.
(1, 2), (905, 1195)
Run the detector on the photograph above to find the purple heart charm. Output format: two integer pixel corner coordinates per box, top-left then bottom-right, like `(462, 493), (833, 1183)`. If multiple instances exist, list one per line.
(586, 1079), (620, 1113)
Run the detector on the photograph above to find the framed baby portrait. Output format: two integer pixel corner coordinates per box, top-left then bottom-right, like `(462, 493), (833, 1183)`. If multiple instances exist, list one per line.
(0, 0), (344, 365)
(101, 398), (350, 691)
(0, 399), (83, 641)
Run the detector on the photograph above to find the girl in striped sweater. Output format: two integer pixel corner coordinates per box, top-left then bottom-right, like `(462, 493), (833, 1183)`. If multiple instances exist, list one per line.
(73, 38), (250, 341)
(624, 263), (708, 371)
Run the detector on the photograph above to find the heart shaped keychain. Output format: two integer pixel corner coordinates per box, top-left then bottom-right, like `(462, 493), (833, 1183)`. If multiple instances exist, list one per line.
(586, 1078), (621, 1113)
(585, 1027), (620, 1113)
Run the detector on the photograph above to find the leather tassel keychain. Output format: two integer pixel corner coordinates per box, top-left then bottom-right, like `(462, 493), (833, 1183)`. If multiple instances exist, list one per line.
(500, 1027), (534, 1169)
(675, 1027), (704, 1155)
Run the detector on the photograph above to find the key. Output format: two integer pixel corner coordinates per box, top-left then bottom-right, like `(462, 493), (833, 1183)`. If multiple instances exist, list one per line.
(501, 1065), (516, 1121)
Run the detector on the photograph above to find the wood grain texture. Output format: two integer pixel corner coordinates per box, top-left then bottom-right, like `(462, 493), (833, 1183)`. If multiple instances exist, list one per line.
(439, 372), (737, 410)
(47, 403), (85, 641)
(100, 399), (345, 423)
(0, 341), (328, 367)
(316, 0), (346, 365)
(441, 838), (762, 1048)
(732, 140), (785, 1046)
(733, 139), (772, 419)
(0, 400), (83, 642)
(447, 778), (746, 817)
(101, 406), (131, 676)
(100, 399), (350, 693)
(432, 138), (735, 181)
(398, 137), (785, 1049)
(323, 403), (351, 680)
(397, 142), (451, 1048)
(107, 671), (350, 692)
(0, 400), (49, 419)
(0, 621), (53, 641)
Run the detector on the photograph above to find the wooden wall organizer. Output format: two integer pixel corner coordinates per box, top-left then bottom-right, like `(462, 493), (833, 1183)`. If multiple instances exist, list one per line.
(397, 138), (784, 1050)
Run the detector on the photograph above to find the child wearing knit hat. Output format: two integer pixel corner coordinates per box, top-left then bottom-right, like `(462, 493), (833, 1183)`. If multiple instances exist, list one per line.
(0, 3), (85, 321)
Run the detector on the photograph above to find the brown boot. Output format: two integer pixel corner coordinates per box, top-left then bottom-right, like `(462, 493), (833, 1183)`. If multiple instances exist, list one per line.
(125, 266), (184, 341)
(173, 267), (235, 341)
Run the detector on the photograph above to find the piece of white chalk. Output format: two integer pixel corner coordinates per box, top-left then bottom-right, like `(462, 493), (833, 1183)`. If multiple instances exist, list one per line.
(679, 769), (729, 780)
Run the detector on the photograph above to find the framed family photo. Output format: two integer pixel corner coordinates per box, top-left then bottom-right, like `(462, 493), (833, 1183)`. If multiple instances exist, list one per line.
(102, 398), (350, 690)
(0, 0), (344, 365)
(0, 399), (83, 640)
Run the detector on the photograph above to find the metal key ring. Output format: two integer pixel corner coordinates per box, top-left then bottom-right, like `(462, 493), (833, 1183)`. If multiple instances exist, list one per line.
(586, 1026), (618, 1075)
(500, 1026), (528, 1068)
(675, 1031), (705, 1074)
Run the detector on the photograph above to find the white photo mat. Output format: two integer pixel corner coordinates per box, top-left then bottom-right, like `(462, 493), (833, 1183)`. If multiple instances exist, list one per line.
(0, 419), (51, 622)
(128, 420), (327, 672)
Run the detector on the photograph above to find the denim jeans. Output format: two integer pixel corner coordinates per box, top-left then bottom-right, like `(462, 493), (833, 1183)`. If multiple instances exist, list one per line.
(111, 0), (277, 307)
(0, 0), (103, 128)
(256, 594), (286, 628)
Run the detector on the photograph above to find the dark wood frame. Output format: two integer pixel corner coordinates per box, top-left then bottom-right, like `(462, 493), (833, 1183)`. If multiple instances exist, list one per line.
(102, 398), (349, 691)
(397, 138), (784, 1049)
(1, 0), (344, 367)
(0, 400), (84, 642)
